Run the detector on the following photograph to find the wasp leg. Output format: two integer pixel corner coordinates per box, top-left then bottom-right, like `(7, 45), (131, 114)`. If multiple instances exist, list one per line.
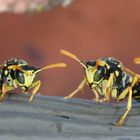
(124, 67), (140, 80)
(117, 87), (130, 101)
(0, 84), (7, 101)
(123, 67), (140, 80)
(116, 75), (138, 126)
(115, 87), (132, 126)
(64, 79), (86, 99)
(91, 88), (100, 102)
(28, 81), (41, 103)
(123, 67), (136, 77)
(103, 73), (114, 102)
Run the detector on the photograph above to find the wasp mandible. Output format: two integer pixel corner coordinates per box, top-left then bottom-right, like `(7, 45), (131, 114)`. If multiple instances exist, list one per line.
(0, 58), (66, 102)
(60, 49), (140, 126)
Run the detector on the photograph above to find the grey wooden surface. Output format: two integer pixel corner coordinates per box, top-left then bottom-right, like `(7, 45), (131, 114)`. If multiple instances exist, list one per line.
(0, 93), (140, 140)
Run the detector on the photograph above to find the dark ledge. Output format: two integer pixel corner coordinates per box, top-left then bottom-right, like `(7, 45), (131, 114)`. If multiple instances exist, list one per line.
(0, 93), (140, 140)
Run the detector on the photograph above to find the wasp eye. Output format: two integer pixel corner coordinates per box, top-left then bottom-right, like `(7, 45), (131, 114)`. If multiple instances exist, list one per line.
(16, 70), (25, 84)
(94, 66), (105, 82)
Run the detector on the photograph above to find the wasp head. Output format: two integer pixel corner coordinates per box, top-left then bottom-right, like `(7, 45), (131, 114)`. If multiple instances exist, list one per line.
(60, 50), (107, 87)
(16, 62), (66, 88)
(85, 61), (106, 87)
(15, 65), (37, 87)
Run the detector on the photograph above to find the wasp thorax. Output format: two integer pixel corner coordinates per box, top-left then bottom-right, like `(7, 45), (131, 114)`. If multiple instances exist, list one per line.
(4, 58), (28, 66)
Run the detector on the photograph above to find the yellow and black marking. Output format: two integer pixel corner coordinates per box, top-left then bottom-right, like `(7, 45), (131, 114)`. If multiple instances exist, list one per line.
(0, 58), (66, 102)
(60, 49), (140, 126)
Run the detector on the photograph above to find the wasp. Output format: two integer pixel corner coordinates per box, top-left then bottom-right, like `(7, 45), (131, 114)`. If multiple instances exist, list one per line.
(0, 58), (66, 102)
(60, 49), (140, 126)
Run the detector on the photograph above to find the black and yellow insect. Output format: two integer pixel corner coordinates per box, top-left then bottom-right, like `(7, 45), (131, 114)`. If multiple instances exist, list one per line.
(60, 49), (140, 126)
(0, 58), (66, 102)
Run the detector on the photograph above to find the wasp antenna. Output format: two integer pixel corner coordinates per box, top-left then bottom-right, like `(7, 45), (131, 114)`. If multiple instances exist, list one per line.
(60, 49), (87, 68)
(134, 57), (140, 64)
(60, 50), (81, 63)
(34, 63), (67, 74)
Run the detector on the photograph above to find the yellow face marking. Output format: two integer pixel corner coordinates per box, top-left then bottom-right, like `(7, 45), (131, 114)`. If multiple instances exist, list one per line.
(4, 70), (8, 75)
(133, 90), (137, 94)
(101, 79), (108, 87)
(117, 64), (121, 68)
(85, 66), (96, 85)
(111, 88), (117, 99)
(101, 80), (108, 96)
(134, 96), (140, 99)
(23, 74), (36, 87)
(129, 77), (133, 83)
(95, 86), (103, 96)
(115, 71), (119, 77)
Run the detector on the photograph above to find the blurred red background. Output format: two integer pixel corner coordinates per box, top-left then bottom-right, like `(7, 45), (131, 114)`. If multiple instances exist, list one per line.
(0, 0), (140, 100)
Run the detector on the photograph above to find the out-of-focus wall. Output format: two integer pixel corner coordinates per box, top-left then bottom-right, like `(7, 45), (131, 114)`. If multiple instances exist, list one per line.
(0, 0), (140, 99)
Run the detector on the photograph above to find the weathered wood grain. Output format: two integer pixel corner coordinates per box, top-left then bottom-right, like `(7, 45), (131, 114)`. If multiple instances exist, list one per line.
(0, 93), (140, 140)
